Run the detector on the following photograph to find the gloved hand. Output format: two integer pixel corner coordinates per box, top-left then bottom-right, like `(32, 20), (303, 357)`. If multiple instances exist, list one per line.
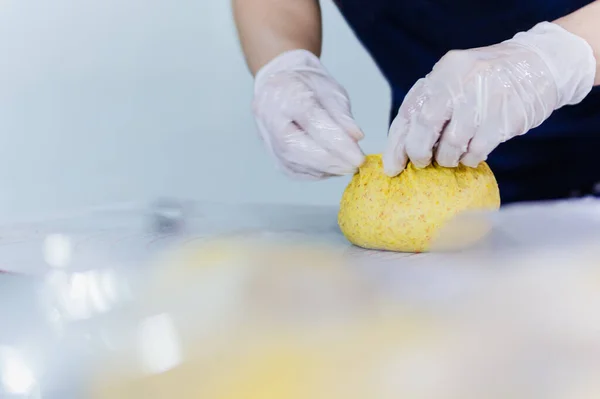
(383, 22), (597, 176)
(253, 49), (365, 179)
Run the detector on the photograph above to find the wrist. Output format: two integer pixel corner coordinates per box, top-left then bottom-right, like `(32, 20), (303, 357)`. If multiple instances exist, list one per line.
(254, 49), (323, 91)
(506, 21), (596, 108)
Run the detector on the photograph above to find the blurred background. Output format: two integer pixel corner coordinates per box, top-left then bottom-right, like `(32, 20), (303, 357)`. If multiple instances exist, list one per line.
(0, 0), (389, 224)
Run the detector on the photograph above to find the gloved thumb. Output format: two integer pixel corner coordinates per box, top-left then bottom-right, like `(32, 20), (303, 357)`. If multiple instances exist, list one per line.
(318, 94), (365, 142)
(334, 112), (365, 142)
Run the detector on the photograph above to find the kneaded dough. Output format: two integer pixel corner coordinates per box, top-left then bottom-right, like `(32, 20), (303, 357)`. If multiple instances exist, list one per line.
(338, 154), (500, 252)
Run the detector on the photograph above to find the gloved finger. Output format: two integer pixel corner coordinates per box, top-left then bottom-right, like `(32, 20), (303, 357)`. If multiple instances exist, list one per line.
(292, 100), (365, 168)
(405, 87), (452, 168)
(278, 160), (336, 180)
(318, 90), (365, 141)
(255, 116), (285, 167)
(383, 113), (409, 177)
(278, 121), (359, 176)
(460, 125), (503, 168)
(435, 102), (479, 167)
(258, 116), (341, 179)
(275, 158), (327, 180)
(383, 79), (429, 176)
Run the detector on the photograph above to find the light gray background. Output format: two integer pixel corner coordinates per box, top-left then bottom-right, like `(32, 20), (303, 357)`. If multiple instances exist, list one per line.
(0, 0), (389, 223)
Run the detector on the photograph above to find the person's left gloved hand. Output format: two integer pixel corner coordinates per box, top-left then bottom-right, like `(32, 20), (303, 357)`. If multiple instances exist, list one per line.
(383, 22), (597, 176)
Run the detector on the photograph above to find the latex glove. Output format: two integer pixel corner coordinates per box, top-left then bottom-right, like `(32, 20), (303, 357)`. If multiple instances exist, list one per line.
(384, 22), (596, 176)
(253, 50), (365, 180)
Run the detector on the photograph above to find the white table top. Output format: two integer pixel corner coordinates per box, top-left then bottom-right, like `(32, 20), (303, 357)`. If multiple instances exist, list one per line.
(0, 197), (599, 276)
(0, 198), (599, 397)
(0, 200), (413, 276)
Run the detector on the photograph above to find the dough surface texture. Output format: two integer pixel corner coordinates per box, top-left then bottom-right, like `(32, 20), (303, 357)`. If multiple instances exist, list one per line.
(338, 154), (500, 252)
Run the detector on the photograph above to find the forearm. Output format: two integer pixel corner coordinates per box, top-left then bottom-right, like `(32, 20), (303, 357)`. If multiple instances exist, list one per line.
(232, 0), (322, 75)
(554, 0), (600, 85)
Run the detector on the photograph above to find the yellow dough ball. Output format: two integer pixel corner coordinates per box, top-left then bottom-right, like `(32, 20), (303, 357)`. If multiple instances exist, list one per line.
(338, 154), (500, 253)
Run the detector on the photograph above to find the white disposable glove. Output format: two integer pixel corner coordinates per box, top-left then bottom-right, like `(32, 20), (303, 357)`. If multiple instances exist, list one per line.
(253, 49), (365, 180)
(383, 22), (597, 176)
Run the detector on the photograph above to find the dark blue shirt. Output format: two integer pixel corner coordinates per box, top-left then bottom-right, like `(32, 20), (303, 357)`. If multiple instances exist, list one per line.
(335, 0), (600, 203)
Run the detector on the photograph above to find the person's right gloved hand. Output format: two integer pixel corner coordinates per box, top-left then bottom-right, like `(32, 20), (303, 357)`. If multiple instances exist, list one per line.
(253, 50), (365, 180)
